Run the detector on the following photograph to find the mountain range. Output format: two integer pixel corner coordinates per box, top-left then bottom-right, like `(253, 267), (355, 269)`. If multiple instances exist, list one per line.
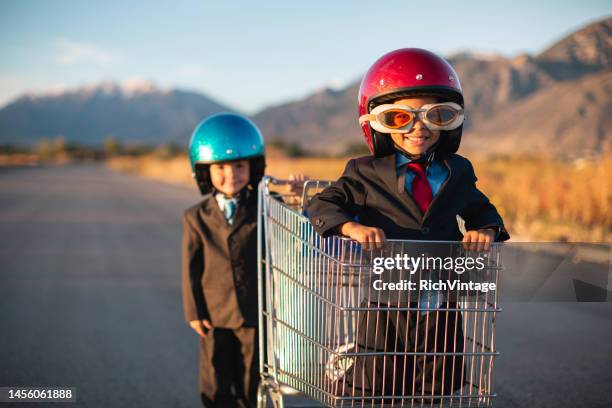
(253, 17), (611, 157)
(0, 17), (610, 158)
(0, 81), (231, 146)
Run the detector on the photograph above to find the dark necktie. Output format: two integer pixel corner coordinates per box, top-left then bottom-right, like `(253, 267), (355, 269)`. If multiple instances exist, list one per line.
(406, 162), (433, 213)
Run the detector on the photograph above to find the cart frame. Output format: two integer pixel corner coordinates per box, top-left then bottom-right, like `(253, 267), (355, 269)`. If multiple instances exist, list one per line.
(257, 176), (502, 408)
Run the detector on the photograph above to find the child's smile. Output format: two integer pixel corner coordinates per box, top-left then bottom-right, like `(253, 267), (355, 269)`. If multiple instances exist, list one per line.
(403, 131), (432, 147)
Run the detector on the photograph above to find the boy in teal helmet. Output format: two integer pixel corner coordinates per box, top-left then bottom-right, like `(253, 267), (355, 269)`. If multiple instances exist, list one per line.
(182, 113), (303, 407)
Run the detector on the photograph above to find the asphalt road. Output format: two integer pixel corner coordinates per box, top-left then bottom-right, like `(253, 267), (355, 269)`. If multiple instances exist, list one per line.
(0, 164), (610, 407)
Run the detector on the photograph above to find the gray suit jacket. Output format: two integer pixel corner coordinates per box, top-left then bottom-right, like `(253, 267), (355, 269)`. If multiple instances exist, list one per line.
(181, 191), (259, 328)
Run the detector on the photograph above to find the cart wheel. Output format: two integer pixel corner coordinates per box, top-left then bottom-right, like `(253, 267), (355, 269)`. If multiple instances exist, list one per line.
(257, 382), (284, 408)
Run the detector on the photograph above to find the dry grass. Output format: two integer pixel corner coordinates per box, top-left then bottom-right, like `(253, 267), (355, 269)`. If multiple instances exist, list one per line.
(472, 155), (611, 241)
(106, 153), (350, 187)
(267, 157), (348, 180)
(0, 153), (40, 166)
(108, 154), (195, 187)
(106, 153), (611, 241)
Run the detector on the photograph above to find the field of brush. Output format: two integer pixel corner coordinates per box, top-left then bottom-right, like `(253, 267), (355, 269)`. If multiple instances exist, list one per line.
(106, 151), (611, 242)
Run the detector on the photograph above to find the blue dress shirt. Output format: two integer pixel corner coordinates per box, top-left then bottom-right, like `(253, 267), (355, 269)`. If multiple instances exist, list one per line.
(395, 152), (449, 196)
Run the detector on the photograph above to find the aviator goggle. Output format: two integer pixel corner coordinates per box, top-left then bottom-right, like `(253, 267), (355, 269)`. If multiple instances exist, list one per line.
(359, 102), (464, 134)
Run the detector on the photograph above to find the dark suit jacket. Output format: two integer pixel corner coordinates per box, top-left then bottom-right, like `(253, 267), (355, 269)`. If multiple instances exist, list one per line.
(181, 191), (259, 328)
(307, 153), (510, 241)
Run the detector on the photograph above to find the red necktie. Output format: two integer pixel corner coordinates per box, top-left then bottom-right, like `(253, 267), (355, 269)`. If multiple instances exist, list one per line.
(406, 162), (433, 213)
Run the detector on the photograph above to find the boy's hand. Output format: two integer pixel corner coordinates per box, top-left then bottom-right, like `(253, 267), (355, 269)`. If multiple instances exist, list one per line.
(189, 319), (213, 338)
(462, 228), (495, 252)
(340, 221), (386, 248)
(287, 173), (309, 195)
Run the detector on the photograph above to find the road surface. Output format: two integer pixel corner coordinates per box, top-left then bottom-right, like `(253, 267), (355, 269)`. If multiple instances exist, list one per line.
(0, 164), (610, 407)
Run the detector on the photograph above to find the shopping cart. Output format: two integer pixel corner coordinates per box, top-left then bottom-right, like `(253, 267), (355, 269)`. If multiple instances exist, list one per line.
(257, 177), (502, 407)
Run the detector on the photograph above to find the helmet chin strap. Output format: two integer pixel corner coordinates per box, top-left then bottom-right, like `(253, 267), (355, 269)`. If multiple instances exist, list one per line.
(393, 138), (441, 167)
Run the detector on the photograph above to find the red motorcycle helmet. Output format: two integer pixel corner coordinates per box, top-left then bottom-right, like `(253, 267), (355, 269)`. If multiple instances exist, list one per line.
(358, 48), (464, 157)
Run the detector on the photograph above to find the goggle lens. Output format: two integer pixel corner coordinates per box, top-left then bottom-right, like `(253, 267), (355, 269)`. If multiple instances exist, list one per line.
(380, 110), (414, 129)
(425, 105), (460, 125)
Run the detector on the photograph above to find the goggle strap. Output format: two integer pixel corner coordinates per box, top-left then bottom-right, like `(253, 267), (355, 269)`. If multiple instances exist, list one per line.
(358, 114), (376, 125)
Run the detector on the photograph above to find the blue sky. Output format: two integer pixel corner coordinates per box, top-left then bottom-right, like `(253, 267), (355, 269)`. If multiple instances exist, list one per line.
(0, 1), (610, 113)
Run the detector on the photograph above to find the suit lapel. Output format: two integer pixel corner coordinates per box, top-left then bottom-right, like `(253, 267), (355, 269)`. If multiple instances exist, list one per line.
(229, 204), (247, 235)
(197, 191), (255, 237)
(422, 155), (457, 221)
(372, 154), (423, 223)
(198, 195), (230, 234)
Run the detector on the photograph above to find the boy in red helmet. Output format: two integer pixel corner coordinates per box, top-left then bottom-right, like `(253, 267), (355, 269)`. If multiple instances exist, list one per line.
(307, 49), (509, 401)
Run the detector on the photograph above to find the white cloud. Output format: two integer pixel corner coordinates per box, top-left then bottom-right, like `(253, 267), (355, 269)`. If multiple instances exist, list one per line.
(326, 78), (346, 90)
(312, 76), (354, 93)
(55, 38), (116, 66)
(0, 75), (68, 107)
(0, 76), (29, 107)
(175, 63), (209, 79)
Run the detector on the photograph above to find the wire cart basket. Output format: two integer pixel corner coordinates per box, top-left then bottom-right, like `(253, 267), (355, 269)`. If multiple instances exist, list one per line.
(257, 177), (502, 407)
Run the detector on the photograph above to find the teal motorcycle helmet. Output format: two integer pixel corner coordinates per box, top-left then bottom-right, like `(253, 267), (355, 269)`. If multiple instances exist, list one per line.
(189, 112), (266, 195)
